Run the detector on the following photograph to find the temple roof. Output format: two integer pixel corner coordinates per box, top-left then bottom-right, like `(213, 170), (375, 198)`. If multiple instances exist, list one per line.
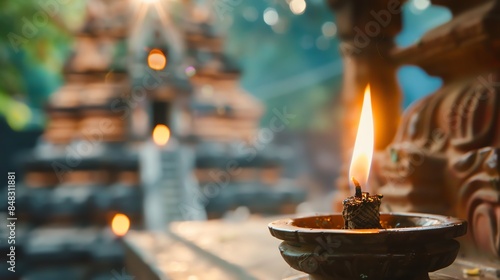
(75, 0), (131, 38)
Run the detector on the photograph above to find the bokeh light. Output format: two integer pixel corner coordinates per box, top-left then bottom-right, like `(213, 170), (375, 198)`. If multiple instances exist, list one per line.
(263, 8), (279, 26)
(413, 0), (430, 10)
(153, 124), (170, 146)
(289, 0), (307, 15)
(6, 101), (31, 131)
(321, 22), (337, 37)
(111, 213), (130, 237)
(147, 49), (167, 71)
(185, 66), (196, 77)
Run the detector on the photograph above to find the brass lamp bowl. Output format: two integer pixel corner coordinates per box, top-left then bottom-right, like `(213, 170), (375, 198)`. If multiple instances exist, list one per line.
(269, 213), (467, 280)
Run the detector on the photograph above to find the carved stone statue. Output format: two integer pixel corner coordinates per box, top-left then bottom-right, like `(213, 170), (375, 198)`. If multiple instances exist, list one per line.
(377, 73), (500, 258)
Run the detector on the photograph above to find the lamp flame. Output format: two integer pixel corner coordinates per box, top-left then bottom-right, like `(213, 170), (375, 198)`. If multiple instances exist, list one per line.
(147, 49), (167, 71)
(152, 124), (170, 146)
(111, 213), (130, 237)
(348, 85), (374, 193)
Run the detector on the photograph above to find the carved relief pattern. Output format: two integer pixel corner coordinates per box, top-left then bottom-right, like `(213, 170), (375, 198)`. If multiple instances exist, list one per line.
(378, 73), (500, 257)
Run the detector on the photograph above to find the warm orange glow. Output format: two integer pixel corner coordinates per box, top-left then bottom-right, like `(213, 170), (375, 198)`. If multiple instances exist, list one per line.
(152, 124), (170, 146)
(348, 85), (374, 192)
(147, 49), (167, 70)
(111, 213), (130, 237)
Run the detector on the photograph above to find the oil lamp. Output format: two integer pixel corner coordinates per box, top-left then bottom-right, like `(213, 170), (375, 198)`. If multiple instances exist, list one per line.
(269, 85), (467, 280)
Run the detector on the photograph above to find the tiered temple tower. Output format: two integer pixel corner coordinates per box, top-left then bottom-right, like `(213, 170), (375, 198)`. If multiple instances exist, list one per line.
(12, 1), (142, 279)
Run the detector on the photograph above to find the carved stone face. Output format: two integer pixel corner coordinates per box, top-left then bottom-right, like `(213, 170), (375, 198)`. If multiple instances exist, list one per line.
(376, 73), (500, 257)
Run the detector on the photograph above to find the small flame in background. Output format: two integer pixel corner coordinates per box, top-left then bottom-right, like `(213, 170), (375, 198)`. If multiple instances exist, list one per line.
(152, 124), (170, 146)
(348, 85), (375, 192)
(147, 49), (167, 70)
(111, 213), (130, 237)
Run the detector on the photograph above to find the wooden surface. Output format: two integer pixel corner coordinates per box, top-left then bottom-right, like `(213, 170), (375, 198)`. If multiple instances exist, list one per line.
(123, 216), (499, 280)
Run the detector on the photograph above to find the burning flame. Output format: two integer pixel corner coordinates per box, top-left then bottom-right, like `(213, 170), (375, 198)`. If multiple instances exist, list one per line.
(147, 49), (167, 71)
(111, 213), (130, 237)
(348, 85), (374, 192)
(152, 124), (170, 146)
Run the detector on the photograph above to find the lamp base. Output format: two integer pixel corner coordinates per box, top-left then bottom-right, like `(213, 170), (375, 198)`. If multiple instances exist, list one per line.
(269, 213), (467, 280)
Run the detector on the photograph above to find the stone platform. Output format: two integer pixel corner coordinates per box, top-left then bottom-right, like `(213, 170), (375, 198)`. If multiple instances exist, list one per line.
(123, 216), (499, 280)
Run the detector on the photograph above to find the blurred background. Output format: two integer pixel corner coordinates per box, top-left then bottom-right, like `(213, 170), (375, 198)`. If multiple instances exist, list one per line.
(0, 0), (452, 279)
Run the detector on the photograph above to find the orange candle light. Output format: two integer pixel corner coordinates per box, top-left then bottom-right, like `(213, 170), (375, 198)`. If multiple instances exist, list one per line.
(152, 124), (170, 147)
(147, 49), (167, 71)
(349, 85), (374, 196)
(342, 85), (383, 229)
(111, 213), (130, 237)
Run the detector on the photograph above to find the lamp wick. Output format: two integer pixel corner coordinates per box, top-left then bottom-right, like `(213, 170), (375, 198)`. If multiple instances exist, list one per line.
(351, 176), (362, 198)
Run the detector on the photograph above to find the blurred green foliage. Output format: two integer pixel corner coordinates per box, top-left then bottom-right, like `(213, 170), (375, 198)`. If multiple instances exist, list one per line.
(0, 0), (84, 130)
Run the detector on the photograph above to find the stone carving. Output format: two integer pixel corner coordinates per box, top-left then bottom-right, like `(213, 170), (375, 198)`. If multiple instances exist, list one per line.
(377, 71), (500, 258)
